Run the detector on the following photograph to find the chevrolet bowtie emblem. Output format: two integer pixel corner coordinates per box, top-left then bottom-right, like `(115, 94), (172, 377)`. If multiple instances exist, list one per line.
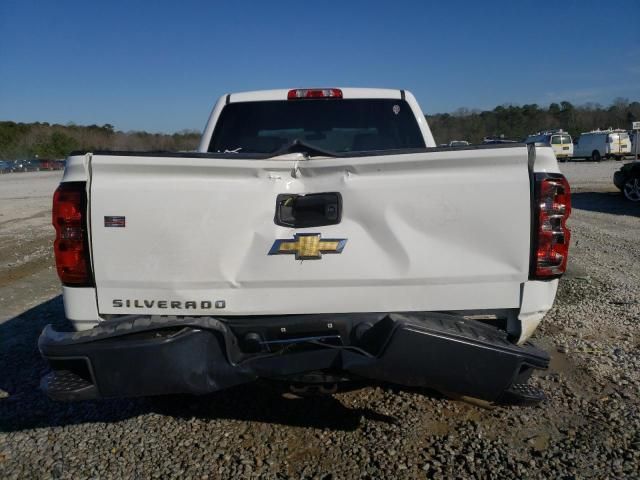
(269, 233), (347, 260)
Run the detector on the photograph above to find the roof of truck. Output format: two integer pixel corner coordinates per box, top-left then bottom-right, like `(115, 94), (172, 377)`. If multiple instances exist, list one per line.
(581, 128), (628, 135)
(228, 88), (404, 103)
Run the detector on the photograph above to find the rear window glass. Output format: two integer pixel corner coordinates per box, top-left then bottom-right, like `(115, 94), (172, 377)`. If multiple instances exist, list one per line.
(208, 99), (426, 154)
(551, 135), (572, 144)
(608, 133), (625, 142)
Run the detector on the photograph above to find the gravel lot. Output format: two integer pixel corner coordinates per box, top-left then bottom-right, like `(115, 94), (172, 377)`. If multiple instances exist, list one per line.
(1, 162), (639, 479)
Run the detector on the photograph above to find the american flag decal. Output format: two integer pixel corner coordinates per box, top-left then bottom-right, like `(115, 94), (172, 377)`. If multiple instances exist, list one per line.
(104, 216), (126, 228)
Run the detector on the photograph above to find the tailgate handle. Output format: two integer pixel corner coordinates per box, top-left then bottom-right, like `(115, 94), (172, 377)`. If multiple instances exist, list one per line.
(274, 192), (342, 228)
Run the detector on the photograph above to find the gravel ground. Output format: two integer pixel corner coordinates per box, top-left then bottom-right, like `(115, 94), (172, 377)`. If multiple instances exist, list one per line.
(1, 162), (639, 479)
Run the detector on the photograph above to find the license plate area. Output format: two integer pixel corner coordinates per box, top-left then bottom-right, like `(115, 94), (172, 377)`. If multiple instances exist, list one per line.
(228, 315), (355, 354)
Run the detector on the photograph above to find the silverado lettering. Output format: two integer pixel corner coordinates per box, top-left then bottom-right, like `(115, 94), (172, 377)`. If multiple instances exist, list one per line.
(112, 299), (218, 309)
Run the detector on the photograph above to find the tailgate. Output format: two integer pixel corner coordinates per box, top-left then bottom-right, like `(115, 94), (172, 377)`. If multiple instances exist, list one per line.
(88, 147), (532, 316)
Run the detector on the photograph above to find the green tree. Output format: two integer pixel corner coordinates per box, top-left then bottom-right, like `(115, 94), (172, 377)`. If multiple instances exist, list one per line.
(33, 132), (78, 158)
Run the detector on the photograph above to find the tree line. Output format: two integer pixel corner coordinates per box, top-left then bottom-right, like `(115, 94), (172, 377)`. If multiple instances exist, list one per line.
(427, 98), (639, 145)
(1, 98), (638, 159)
(0, 122), (201, 160)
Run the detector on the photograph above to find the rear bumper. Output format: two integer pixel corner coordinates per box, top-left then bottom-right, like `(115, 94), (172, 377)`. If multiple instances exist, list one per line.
(39, 313), (549, 403)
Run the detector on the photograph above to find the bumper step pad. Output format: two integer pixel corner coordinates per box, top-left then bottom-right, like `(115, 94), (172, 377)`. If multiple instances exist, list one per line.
(499, 382), (547, 405)
(41, 370), (98, 402)
(39, 313), (549, 403)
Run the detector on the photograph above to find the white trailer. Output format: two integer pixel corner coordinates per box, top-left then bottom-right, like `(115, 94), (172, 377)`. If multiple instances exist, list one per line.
(525, 130), (573, 162)
(574, 128), (631, 161)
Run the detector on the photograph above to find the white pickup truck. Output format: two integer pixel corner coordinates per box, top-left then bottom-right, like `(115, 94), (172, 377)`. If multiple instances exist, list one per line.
(39, 88), (571, 405)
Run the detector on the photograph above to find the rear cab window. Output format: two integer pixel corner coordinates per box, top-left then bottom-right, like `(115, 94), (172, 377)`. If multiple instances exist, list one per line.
(208, 99), (426, 154)
(551, 135), (572, 144)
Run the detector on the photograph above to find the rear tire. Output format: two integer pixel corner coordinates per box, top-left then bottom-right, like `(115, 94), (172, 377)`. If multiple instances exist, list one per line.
(591, 150), (601, 162)
(623, 175), (640, 202)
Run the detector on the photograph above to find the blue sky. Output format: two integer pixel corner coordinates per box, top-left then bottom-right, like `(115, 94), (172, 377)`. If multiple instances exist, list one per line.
(1, 0), (638, 133)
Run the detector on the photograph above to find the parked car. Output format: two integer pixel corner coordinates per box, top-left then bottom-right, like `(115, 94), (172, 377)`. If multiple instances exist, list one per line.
(613, 161), (640, 202)
(525, 129), (573, 162)
(448, 140), (470, 147)
(10, 160), (25, 172)
(25, 159), (41, 171)
(10, 159), (40, 172)
(573, 129), (631, 161)
(39, 87), (571, 406)
(0, 160), (13, 173)
(39, 159), (65, 170)
(482, 136), (519, 144)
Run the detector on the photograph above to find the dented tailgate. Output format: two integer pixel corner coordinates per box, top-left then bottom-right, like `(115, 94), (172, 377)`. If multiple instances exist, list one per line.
(88, 147), (531, 316)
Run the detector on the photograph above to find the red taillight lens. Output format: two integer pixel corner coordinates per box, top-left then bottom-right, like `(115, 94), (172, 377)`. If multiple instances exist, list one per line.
(533, 175), (571, 278)
(52, 182), (92, 285)
(287, 88), (343, 100)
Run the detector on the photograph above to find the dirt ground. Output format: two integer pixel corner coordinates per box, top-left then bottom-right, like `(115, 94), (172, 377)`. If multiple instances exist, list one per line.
(0, 162), (638, 479)
(0, 171), (62, 323)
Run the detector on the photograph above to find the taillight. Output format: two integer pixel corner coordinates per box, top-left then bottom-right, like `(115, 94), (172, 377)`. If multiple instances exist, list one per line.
(52, 182), (92, 286)
(287, 88), (343, 100)
(532, 175), (571, 278)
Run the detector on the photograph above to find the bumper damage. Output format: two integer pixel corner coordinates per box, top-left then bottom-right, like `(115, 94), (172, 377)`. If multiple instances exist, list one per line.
(39, 312), (549, 403)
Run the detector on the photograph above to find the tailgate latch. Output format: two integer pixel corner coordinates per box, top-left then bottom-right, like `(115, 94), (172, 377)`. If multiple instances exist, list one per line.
(274, 192), (341, 228)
